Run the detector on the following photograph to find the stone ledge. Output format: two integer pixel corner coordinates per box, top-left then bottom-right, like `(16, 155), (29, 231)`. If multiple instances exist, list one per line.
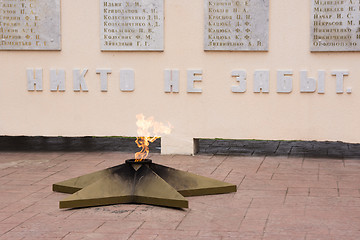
(0, 136), (359, 159)
(198, 139), (360, 159)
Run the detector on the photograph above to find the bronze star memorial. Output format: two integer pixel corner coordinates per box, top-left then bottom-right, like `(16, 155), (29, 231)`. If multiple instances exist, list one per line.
(53, 159), (237, 209)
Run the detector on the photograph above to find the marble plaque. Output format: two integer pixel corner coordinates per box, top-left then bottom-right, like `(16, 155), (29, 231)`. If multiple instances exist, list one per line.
(204, 0), (269, 51)
(0, 0), (61, 50)
(311, 0), (360, 52)
(100, 0), (164, 51)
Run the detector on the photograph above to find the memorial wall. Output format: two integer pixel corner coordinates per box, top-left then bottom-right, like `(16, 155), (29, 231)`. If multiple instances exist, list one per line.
(0, 0), (359, 154)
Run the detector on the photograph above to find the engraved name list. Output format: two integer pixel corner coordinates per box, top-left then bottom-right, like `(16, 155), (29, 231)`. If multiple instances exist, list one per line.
(100, 0), (164, 51)
(0, 0), (61, 50)
(204, 0), (269, 51)
(311, 0), (360, 51)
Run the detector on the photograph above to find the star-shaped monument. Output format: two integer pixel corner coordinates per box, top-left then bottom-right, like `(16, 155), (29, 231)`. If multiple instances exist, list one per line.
(53, 159), (237, 209)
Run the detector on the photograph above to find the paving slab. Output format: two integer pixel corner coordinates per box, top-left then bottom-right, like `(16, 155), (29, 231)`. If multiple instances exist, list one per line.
(0, 151), (359, 239)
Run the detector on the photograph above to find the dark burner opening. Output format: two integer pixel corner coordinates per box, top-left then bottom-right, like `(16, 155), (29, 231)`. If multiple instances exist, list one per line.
(125, 159), (152, 165)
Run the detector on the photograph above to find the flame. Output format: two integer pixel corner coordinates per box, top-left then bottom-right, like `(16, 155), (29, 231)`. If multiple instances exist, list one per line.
(135, 114), (172, 161)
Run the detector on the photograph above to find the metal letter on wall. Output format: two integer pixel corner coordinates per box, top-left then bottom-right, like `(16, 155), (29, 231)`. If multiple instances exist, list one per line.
(204, 0), (269, 51)
(96, 69), (112, 92)
(73, 69), (89, 92)
(164, 69), (180, 93)
(100, 0), (164, 51)
(231, 70), (247, 93)
(300, 71), (317, 93)
(277, 70), (293, 93)
(187, 70), (203, 93)
(254, 70), (270, 93)
(332, 70), (349, 94)
(120, 69), (135, 92)
(27, 68), (43, 91)
(0, 0), (61, 50)
(311, 0), (360, 51)
(50, 69), (66, 92)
